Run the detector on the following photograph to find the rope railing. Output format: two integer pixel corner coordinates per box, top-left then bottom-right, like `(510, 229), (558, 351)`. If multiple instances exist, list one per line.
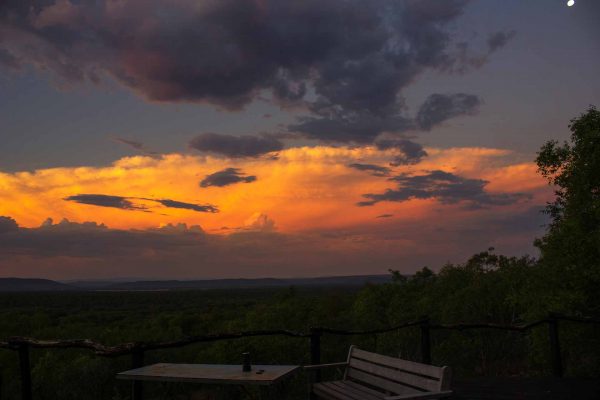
(1, 314), (599, 400)
(429, 319), (550, 332)
(318, 319), (424, 335)
(1, 329), (310, 356)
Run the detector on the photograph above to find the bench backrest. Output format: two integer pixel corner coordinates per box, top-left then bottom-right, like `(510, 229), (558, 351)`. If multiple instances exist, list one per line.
(344, 346), (451, 396)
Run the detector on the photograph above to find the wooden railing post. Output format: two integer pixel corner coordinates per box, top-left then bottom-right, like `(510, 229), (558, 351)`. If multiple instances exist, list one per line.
(131, 346), (145, 400)
(17, 343), (32, 400)
(310, 328), (322, 383)
(420, 316), (431, 365)
(548, 313), (563, 378)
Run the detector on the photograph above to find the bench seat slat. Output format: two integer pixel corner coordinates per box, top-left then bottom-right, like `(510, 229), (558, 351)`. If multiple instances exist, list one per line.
(329, 381), (385, 400)
(347, 368), (424, 396)
(384, 390), (453, 400)
(349, 358), (440, 392)
(344, 380), (391, 398)
(352, 348), (443, 379)
(314, 382), (359, 400)
(324, 381), (386, 400)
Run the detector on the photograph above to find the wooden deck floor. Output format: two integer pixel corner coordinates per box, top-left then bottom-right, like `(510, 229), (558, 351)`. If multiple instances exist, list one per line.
(453, 377), (600, 399)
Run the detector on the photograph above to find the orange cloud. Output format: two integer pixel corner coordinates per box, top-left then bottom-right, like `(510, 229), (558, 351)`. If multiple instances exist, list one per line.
(0, 146), (549, 234)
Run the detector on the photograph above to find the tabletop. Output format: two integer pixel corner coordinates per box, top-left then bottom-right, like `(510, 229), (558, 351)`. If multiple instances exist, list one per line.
(117, 363), (300, 385)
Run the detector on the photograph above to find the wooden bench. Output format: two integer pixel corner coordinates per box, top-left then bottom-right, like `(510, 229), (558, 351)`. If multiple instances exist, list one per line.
(305, 346), (452, 400)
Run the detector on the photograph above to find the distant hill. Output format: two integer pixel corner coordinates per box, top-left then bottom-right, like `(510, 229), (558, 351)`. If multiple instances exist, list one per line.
(71, 275), (392, 291)
(0, 278), (77, 292)
(0, 275), (391, 292)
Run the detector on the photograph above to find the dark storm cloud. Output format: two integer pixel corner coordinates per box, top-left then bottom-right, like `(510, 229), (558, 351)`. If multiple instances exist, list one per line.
(64, 194), (143, 211)
(358, 170), (529, 208)
(374, 139), (428, 165)
(114, 138), (143, 151)
(0, 216), (19, 233)
(348, 163), (391, 177)
(152, 199), (219, 213)
(416, 93), (481, 131)
(0, 216), (377, 278)
(200, 168), (257, 188)
(0, 0), (510, 143)
(0, 48), (20, 70)
(0, 218), (206, 258)
(65, 194), (218, 213)
(487, 30), (517, 52)
(289, 112), (414, 143)
(289, 91), (480, 143)
(449, 30), (516, 73)
(189, 133), (283, 158)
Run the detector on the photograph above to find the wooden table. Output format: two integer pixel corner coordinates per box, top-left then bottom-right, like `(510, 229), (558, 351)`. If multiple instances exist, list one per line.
(117, 363), (300, 399)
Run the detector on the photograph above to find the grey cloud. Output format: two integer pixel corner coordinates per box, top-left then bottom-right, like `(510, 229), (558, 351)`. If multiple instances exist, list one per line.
(289, 111), (414, 143)
(487, 30), (516, 52)
(374, 139), (428, 165)
(189, 133), (283, 158)
(450, 30), (516, 73)
(0, 216), (363, 277)
(113, 137), (159, 156)
(358, 170), (529, 208)
(0, 218), (205, 259)
(348, 163), (391, 177)
(1, 1), (507, 144)
(376, 214), (393, 218)
(114, 138), (143, 151)
(416, 93), (481, 131)
(0, 216), (19, 233)
(0, 208), (542, 278)
(0, 48), (20, 70)
(65, 194), (218, 213)
(152, 199), (219, 213)
(0, 0), (397, 109)
(64, 194), (144, 211)
(200, 168), (257, 188)
(286, 0), (489, 142)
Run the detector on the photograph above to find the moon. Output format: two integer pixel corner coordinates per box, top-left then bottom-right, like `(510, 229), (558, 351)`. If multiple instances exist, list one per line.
(567, 0), (575, 6)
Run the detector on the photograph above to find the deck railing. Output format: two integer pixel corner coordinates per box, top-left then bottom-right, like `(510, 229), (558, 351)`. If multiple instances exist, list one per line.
(1, 313), (599, 400)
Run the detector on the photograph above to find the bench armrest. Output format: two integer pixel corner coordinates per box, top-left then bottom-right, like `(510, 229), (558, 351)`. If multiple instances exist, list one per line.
(384, 390), (453, 400)
(303, 362), (348, 371)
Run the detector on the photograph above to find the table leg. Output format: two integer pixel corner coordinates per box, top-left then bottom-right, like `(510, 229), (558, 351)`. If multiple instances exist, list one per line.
(258, 382), (287, 400)
(132, 379), (143, 400)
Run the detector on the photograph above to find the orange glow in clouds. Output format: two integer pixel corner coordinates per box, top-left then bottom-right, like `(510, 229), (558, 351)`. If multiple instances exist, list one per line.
(0, 146), (548, 233)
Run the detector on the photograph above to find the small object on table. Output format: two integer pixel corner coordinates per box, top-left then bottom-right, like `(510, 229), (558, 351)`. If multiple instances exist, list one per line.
(243, 352), (251, 372)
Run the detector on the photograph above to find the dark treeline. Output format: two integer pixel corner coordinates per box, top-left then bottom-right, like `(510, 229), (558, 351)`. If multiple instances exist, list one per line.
(1, 108), (599, 399)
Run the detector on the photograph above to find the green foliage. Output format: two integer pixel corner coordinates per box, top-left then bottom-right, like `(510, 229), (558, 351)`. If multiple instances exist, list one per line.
(359, 249), (600, 377)
(360, 251), (540, 376)
(535, 106), (600, 314)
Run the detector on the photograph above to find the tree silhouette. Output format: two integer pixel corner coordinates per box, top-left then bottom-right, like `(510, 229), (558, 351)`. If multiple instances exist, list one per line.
(536, 106), (600, 313)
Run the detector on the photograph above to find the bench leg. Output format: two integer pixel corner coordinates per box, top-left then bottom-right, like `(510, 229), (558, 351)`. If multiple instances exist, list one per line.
(132, 379), (143, 400)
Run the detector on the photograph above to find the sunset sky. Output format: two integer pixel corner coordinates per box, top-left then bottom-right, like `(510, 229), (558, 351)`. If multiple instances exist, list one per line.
(1, 0), (599, 279)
